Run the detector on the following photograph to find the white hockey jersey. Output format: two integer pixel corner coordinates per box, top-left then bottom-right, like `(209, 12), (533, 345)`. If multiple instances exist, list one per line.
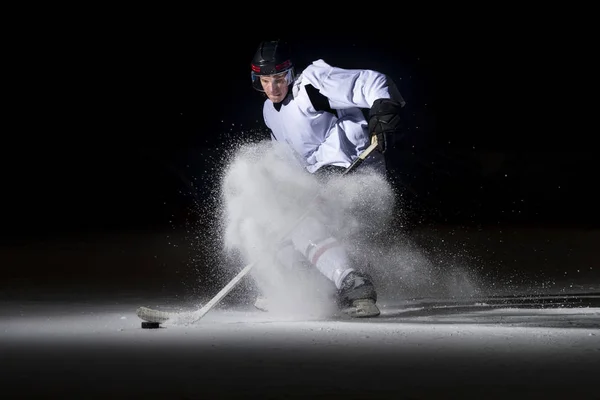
(262, 59), (404, 174)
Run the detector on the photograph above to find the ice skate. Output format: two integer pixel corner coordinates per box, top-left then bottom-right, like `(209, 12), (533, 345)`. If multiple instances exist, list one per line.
(338, 271), (380, 318)
(341, 299), (380, 318)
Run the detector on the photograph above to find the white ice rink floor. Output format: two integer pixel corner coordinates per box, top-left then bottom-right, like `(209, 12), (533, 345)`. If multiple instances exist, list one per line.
(2, 291), (599, 399)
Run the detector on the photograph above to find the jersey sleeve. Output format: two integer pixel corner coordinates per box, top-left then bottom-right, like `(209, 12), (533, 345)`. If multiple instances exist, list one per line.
(300, 59), (399, 110)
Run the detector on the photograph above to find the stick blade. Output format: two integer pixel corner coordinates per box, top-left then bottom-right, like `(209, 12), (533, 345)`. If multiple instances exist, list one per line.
(136, 306), (172, 323)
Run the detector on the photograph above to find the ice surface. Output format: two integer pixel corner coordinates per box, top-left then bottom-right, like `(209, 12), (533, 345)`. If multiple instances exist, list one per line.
(1, 292), (599, 399)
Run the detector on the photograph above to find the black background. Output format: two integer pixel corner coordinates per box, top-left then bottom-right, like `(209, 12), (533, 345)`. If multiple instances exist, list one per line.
(4, 35), (596, 241)
(2, 34), (597, 295)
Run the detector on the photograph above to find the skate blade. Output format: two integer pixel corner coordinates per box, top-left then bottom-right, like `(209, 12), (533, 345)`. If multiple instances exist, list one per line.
(342, 299), (381, 318)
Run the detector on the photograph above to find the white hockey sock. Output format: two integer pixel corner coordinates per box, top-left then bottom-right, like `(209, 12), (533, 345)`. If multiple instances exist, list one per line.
(305, 237), (354, 289)
(289, 216), (354, 289)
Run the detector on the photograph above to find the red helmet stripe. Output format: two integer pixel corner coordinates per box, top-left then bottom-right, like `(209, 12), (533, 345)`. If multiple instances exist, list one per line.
(275, 60), (291, 71)
(251, 60), (292, 74)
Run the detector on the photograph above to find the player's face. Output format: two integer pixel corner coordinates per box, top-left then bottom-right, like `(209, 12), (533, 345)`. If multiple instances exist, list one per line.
(259, 72), (290, 103)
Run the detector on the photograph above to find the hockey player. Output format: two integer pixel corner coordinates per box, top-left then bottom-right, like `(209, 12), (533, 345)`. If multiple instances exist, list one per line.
(249, 39), (405, 317)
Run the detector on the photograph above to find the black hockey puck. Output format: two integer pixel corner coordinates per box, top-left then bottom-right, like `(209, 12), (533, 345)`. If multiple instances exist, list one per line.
(141, 321), (161, 329)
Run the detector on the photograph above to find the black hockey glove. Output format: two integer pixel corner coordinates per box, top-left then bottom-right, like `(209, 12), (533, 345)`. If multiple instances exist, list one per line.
(368, 98), (404, 154)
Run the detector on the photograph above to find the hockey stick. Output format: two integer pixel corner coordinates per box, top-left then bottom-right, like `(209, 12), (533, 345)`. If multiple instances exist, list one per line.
(137, 136), (380, 324)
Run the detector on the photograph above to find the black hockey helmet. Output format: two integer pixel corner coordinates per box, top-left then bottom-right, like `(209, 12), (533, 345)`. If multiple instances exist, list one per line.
(251, 40), (295, 92)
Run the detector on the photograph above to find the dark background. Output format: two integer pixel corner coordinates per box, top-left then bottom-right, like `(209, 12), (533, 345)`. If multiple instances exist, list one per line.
(5, 36), (597, 235)
(2, 35), (598, 297)
(5, 37), (438, 240)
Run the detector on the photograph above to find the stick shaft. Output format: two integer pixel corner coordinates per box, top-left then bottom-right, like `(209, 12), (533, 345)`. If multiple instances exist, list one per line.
(191, 262), (255, 322)
(342, 136), (379, 176)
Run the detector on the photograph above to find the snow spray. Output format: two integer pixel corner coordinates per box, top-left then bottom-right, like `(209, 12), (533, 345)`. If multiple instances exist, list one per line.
(216, 139), (482, 316)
